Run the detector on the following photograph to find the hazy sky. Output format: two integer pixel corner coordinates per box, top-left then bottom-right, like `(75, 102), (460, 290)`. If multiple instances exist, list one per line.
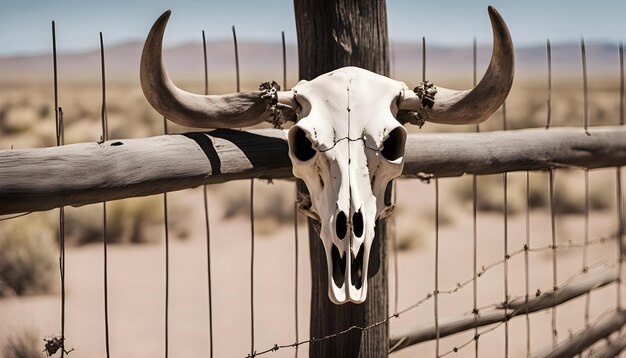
(0, 0), (624, 56)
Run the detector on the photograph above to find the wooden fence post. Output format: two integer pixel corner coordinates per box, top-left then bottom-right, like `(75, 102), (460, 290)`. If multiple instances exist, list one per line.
(294, 1), (391, 356)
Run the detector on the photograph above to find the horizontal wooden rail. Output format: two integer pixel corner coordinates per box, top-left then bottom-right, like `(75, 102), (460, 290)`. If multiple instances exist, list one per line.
(1, 126), (626, 215)
(389, 270), (617, 353)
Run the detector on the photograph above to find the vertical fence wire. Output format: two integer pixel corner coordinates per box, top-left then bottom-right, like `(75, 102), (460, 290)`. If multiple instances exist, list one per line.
(392, 180), (399, 316)
(281, 31), (299, 358)
(435, 177), (440, 357)
(162, 115), (170, 358)
(617, 40), (625, 312)
(51, 20), (68, 358)
(232, 26), (240, 93)
(292, 195), (299, 358)
(231, 25), (255, 356)
(581, 38), (590, 136)
(249, 178), (255, 357)
(422, 37), (441, 357)
(619, 41), (624, 126)
(546, 39), (552, 129)
(99, 31), (111, 358)
(293, 186), (300, 358)
(388, 36), (400, 315)
(471, 36), (479, 358)
(547, 36), (558, 348)
(584, 165), (590, 329)
(524, 170), (531, 357)
(421, 37), (426, 85)
(502, 102), (509, 358)
(581, 37), (591, 331)
(549, 168), (557, 348)
(201, 30), (214, 358)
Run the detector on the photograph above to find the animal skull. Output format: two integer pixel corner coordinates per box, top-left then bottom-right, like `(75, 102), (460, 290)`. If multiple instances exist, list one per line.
(288, 68), (407, 303)
(140, 6), (514, 304)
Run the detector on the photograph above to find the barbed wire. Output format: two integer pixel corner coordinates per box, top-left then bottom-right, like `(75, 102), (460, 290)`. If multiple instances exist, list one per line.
(245, 231), (619, 357)
(436, 259), (616, 357)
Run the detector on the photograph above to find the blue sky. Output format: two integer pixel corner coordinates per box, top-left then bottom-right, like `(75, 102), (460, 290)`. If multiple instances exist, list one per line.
(0, 0), (624, 56)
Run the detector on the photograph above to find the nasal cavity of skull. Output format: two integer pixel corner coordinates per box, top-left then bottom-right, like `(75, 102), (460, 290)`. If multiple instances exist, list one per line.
(351, 244), (364, 289)
(290, 126), (316, 161)
(331, 244), (346, 287)
(352, 209), (364, 237)
(336, 211), (347, 239)
(381, 127), (407, 161)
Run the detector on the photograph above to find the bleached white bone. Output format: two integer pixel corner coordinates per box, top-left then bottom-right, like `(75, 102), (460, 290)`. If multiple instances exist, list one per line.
(288, 67), (407, 304)
(140, 7), (514, 305)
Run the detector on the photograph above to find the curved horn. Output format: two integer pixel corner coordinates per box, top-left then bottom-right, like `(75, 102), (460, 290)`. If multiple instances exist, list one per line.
(141, 11), (295, 128)
(399, 6), (514, 125)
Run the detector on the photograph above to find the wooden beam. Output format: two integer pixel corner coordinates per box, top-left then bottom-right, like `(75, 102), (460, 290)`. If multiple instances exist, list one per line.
(531, 310), (626, 358)
(402, 126), (626, 178)
(2, 126), (626, 215)
(389, 270), (617, 353)
(295, 0), (391, 356)
(0, 129), (291, 215)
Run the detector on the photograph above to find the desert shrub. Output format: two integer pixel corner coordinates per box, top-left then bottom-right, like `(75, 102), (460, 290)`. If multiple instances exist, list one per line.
(419, 204), (455, 227)
(452, 174), (528, 214)
(394, 224), (427, 252)
(448, 171), (618, 215)
(2, 328), (43, 358)
(1, 106), (41, 134)
(0, 215), (57, 297)
(65, 196), (172, 245)
(217, 180), (295, 225)
(550, 170), (615, 214)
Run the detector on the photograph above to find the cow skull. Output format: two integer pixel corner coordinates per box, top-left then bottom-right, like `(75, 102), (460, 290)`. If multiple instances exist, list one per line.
(288, 68), (407, 303)
(140, 6), (514, 304)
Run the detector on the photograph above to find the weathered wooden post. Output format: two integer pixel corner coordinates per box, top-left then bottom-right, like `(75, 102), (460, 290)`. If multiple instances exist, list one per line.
(294, 1), (391, 356)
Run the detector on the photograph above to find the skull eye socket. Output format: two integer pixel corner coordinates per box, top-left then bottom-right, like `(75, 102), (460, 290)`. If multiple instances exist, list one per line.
(380, 127), (407, 161)
(290, 126), (317, 161)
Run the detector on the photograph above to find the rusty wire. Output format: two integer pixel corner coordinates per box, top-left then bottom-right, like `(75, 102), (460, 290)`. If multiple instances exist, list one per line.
(471, 36), (480, 358)
(525, 170), (531, 357)
(617, 40), (625, 313)
(99, 31), (111, 358)
(248, 234), (619, 358)
(582, 37), (590, 136)
(51, 19), (68, 358)
(549, 169), (558, 347)
(435, 178), (440, 356)
(201, 29), (215, 358)
(162, 115), (170, 358)
(438, 271), (618, 358)
(3, 21), (621, 358)
(502, 101), (509, 357)
(579, 38), (594, 346)
(280, 30), (299, 358)
(546, 39), (552, 129)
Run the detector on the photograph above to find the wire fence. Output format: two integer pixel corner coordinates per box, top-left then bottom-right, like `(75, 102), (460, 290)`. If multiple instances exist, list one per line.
(0, 18), (624, 358)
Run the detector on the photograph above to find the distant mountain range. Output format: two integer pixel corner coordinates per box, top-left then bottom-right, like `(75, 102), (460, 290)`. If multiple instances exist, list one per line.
(0, 40), (622, 86)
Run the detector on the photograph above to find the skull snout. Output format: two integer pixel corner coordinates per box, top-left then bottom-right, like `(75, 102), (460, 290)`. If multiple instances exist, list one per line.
(330, 207), (368, 304)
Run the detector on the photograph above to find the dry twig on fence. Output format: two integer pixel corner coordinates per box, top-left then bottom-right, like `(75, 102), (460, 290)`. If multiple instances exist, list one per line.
(531, 309), (626, 358)
(388, 269), (617, 353)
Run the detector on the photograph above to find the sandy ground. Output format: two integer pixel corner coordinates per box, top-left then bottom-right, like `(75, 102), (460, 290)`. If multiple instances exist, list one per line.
(0, 177), (624, 358)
